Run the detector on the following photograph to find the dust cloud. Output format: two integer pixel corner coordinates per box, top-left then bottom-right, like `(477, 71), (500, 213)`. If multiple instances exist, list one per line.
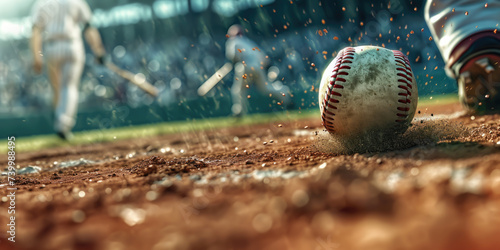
(314, 119), (468, 154)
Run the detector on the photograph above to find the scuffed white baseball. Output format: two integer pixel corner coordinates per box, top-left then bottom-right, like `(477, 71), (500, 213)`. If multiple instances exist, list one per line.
(319, 46), (418, 137)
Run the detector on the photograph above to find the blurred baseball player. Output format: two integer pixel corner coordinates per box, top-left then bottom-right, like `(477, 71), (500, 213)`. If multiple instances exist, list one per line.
(31, 0), (106, 140)
(225, 24), (290, 117)
(425, 0), (500, 113)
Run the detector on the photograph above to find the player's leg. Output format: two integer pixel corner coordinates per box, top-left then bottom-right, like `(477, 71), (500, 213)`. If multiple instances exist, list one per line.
(425, 0), (500, 113)
(54, 43), (85, 139)
(47, 60), (62, 108)
(231, 62), (247, 116)
(252, 67), (290, 106)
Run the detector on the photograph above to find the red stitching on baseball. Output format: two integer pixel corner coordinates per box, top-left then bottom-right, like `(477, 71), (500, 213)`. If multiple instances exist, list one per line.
(324, 110), (335, 116)
(398, 79), (413, 89)
(393, 50), (414, 124)
(396, 67), (413, 77)
(397, 73), (412, 82)
(330, 91), (342, 96)
(321, 47), (355, 132)
(398, 85), (409, 92)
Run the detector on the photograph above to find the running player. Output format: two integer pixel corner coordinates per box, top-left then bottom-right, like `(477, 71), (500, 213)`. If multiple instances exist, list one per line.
(225, 24), (291, 117)
(31, 0), (106, 139)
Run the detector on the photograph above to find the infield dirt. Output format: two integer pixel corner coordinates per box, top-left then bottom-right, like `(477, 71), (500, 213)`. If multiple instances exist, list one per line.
(1, 101), (500, 250)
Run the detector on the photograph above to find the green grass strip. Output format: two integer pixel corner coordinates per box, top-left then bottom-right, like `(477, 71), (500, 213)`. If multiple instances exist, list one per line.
(1, 109), (318, 153)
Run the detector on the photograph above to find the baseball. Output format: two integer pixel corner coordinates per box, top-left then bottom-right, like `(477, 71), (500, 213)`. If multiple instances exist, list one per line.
(319, 46), (418, 137)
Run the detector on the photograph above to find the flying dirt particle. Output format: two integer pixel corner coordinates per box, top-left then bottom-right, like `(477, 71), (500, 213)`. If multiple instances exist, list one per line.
(278, 124), (283, 127)
(263, 142), (268, 145)
(465, 11), (469, 15)
(311, 63), (316, 67)
(429, 36), (433, 41)
(322, 19), (325, 24)
(342, 7), (346, 11)
(247, 95), (251, 99)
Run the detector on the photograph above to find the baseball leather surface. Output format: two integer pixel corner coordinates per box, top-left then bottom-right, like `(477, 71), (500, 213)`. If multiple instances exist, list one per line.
(319, 46), (418, 137)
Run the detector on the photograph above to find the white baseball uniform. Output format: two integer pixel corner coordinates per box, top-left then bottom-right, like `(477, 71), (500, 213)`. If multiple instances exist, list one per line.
(226, 36), (290, 116)
(31, 0), (92, 134)
(425, 0), (500, 73)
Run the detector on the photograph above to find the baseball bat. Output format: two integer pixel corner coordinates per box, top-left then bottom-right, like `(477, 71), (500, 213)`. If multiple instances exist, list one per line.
(197, 62), (233, 96)
(106, 62), (159, 97)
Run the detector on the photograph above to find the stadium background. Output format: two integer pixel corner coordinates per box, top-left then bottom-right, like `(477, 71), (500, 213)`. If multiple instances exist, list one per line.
(0, 0), (455, 137)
